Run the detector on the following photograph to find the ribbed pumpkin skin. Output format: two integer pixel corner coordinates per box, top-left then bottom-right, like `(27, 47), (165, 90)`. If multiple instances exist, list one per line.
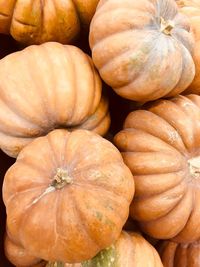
(3, 129), (134, 265)
(4, 234), (45, 267)
(176, 0), (200, 94)
(159, 239), (200, 267)
(89, 0), (195, 102)
(0, 0), (99, 45)
(47, 231), (163, 267)
(70, 96), (110, 137)
(0, 42), (110, 158)
(114, 94), (200, 242)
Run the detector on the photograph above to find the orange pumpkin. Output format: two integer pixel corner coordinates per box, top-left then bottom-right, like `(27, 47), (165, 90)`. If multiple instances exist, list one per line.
(5, 234), (45, 267)
(176, 0), (200, 94)
(46, 231), (163, 267)
(159, 239), (200, 267)
(0, 42), (110, 158)
(3, 129), (134, 265)
(0, 0), (99, 45)
(89, 0), (195, 102)
(114, 94), (200, 242)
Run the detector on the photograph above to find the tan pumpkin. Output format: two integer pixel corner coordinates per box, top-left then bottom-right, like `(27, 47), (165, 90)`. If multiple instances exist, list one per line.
(46, 231), (163, 267)
(89, 0), (195, 102)
(176, 0), (200, 94)
(0, 0), (99, 45)
(0, 42), (110, 158)
(159, 239), (200, 267)
(114, 94), (200, 242)
(3, 129), (134, 265)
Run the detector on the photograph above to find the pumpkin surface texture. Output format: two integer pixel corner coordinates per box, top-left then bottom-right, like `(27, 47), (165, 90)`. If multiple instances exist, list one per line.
(3, 129), (134, 265)
(159, 239), (200, 267)
(0, 42), (110, 158)
(0, 0), (99, 45)
(176, 0), (200, 94)
(114, 94), (200, 242)
(46, 231), (163, 267)
(4, 234), (46, 267)
(89, 0), (195, 102)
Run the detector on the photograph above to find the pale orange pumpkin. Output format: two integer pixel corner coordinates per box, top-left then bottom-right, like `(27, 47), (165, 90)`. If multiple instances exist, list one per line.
(3, 129), (134, 265)
(159, 239), (200, 267)
(176, 0), (200, 94)
(46, 231), (163, 267)
(0, 0), (99, 45)
(89, 0), (195, 102)
(0, 42), (110, 158)
(114, 94), (200, 243)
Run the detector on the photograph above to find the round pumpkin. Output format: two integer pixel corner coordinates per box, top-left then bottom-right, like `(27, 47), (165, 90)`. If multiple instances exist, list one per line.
(0, 0), (99, 45)
(114, 94), (200, 242)
(89, 0), (195, 102)
(0, 42), (110, 158)
(3, 129), (134, 265)
(159, 239), (200, 267)
(47, 231), (163, 267)
(176, 0), (200, 94)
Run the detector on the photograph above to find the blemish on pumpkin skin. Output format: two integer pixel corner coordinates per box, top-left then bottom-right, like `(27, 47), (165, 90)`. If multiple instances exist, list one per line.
(126, 43), (151, 73)
(168, 131), (179, 144)
(149, 64), (161, 79)
(88, 169), (110, 181)
(82, 244), (118, 267)
(141, 45), (151, 54)
(128, 51), (147, 70)
(96, 211), (103, 221)
(105, 218), (116, 228)
(95, 211), (116, 228)
(105, 202), (114, 211)
(85, 202), (91, 209)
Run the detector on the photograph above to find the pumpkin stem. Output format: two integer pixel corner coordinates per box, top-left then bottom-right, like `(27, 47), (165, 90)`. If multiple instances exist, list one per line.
(160, 17), (175, 35)
(51, 168), (73, 189)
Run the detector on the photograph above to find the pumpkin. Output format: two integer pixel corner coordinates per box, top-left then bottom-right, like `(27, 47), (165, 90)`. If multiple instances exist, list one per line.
(89, 0), (195, 102)
(70, 96), (110, 136)
(0, 42), (110, 158)
(46, 231), (163, 267)
(114, 94), (200, 242)
(5, 234), (45, 267)
(3, 129), (134, 265)
(0, 0), (99, 45)
(159, 239), (200, 267)
(176, 0), (200, 94)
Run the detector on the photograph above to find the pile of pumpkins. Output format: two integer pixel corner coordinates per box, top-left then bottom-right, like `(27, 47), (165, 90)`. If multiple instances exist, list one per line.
(0, 0), (200, 266)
